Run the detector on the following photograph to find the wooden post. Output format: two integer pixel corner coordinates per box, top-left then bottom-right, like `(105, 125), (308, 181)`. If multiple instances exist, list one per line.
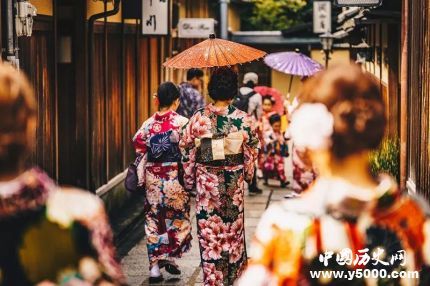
(400, 0), (408, 190)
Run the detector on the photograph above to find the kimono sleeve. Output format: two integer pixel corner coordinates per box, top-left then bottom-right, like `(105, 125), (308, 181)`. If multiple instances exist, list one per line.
(237, 205), (280, 286)
(179, 116), (197, 191)
(243, 115), (260, 183)
(132, 120), (150, 187)
(132, 120), (151, 155)
(238, 204), (307, 286)
(85, 199), (126, 285)
(52, 189), (127, 285)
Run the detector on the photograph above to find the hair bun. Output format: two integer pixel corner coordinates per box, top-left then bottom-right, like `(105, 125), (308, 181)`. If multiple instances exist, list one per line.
(298, 64), (386, 159)
(332, 101), (353, 135)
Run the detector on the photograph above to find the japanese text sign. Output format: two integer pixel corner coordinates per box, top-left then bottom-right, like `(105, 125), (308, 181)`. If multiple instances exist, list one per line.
(142, 0), (169, 35)
(313, 1), (332, 34)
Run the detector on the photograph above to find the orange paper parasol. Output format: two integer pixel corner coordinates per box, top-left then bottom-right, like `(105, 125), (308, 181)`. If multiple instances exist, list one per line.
(163, 34), (266, 69)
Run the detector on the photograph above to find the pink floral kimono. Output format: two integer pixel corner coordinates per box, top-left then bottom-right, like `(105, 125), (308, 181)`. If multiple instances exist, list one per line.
(180, 104), (260, 286)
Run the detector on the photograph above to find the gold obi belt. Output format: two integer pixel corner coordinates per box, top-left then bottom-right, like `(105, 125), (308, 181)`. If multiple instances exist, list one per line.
(195, 132), (244, 166)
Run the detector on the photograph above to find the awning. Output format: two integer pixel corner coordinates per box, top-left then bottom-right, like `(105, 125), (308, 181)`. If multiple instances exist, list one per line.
(230, 31), (320, 46)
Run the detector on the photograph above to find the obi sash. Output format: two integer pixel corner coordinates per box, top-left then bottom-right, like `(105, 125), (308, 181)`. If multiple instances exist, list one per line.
(147, 130), (181, 163)
(195, 131), (244, 166)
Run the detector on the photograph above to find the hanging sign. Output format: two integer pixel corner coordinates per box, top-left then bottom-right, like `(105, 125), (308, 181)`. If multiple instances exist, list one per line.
(178, 18), (215, 38)
(313, 1), (332, 34)
(142, 0), (169, 35)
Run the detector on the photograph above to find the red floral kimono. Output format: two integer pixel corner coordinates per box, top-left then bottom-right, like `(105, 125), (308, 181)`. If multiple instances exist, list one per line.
(180, 104), (260, 286)
(262, 130), (287, 184)
(133, 111), (192, 268)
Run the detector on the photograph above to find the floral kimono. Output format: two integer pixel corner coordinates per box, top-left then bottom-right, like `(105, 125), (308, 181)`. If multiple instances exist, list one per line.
(238, 175), (430, 286)
(262, 128), (287, 184)
(133, 111), (192, 268)
(258, 110), (276, 169)
(0, 168), (125, 286)
(180, 104), (260, 286)
(292, 145), (317, 193)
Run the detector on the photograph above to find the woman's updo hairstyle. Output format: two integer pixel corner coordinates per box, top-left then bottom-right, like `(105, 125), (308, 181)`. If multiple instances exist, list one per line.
(299, 64), (386, 159)
(208, 67), (238, 101)
(157, 82), (180, 108)
(0, 63), (36, 170)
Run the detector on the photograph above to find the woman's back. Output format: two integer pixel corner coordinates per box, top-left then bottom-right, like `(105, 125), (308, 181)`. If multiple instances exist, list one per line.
(133, 110), (187, 163)
(240, 176), (430, 285)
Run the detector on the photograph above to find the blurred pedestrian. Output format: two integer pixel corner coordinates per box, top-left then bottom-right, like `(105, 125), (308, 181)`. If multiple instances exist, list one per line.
(261, 95), (277, 135)
(261, 114), (288, 187)
(256, 95), (277, 178)
(234, 72), (263, 194)
(133, 82), (192, 284)
(238, 64), (430, 285)
(0, 63), (125, 285)
(180, 67), (260, 286)
(235, 72), (262, 120)
(177, 68), (205, 119)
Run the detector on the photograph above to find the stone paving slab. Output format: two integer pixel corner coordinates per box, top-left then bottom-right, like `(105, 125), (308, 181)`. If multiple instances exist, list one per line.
(121, 183), (292, 285)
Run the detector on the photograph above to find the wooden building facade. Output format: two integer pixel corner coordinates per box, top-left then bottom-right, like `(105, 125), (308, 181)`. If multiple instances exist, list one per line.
(15, 1), (166, 192)
(348, 0), (430, 201)
(405, 0), (430, 200)
(337, 2), (402, 139)
(0, 0), (212, 195)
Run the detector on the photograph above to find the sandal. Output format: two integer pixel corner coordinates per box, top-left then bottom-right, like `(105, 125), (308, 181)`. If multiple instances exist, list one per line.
(159, 260), (181, 275)
(149, 275), (164, 284)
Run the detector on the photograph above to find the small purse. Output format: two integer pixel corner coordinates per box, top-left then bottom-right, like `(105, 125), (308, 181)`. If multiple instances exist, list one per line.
(125, 154), (145, 194)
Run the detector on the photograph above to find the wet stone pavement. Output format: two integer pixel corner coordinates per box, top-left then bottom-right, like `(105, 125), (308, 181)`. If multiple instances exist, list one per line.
(120, 181), (294, 286)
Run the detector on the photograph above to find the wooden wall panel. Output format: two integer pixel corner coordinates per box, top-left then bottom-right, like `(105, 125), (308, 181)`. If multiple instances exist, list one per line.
(107, 33), (124, 180)
(16, 17), (166, 190)
(387, 24), (400, 137)
(19, 30), (56, 178)
(138, 37), (150, 124)
(407, 0), (430, 200)
(149, 38), (159, 115)
(124, 35), (138, 163)
(92, 34), (107, 188)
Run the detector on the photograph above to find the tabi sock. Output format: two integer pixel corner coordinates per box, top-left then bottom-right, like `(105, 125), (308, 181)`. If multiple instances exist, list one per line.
(150, 264), (161, 277)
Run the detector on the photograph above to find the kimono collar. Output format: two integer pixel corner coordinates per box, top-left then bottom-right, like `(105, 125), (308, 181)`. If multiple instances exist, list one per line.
(0, 168), (56, 218)
(180, 82), (193, 89)
(207, 103), (234, 116)
(314, 175), (399, 220)
(155, 110), (174, 122)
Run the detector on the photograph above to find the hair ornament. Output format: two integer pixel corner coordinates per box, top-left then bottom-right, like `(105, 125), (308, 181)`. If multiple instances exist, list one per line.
(289, 103), (334, 150)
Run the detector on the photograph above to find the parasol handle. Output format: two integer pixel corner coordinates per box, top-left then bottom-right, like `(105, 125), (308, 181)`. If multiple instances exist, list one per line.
(288, 74), (294, 93)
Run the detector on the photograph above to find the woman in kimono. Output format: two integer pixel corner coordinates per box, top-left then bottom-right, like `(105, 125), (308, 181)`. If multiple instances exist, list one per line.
(0, 63), (125, 285)
(133, 82), (192, 283)
(238, 64), (430, 285)
(180, 68), (260, 286)
(261, 114), (288, 187)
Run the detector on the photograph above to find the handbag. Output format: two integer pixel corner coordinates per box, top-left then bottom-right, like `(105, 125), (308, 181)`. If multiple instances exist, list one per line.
(125, 154), (145, 194)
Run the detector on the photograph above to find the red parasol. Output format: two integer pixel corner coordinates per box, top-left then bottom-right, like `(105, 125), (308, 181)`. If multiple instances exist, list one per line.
(163, 34), (266, 69)
(254, 86), (285, 115)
